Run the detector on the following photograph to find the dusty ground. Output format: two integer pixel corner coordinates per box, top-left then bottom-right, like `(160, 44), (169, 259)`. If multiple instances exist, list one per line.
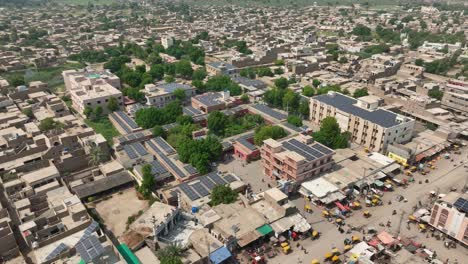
(93, 188), (149, 238)
(219, 142), (468, 264)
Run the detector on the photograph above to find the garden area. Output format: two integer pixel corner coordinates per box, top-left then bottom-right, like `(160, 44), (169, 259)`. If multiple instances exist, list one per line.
(85, 117), (120, 145)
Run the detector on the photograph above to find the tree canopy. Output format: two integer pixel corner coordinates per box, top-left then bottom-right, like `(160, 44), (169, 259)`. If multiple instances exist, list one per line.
(210, 185), (238, 206)
(135, 101), (182, 129)
(313, 117), (350, 149)
(254, 125), (287, 145)
(353, 88), (369, 98)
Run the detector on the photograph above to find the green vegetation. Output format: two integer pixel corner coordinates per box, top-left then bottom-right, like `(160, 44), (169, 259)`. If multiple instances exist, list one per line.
(138, 164), (155, 199)
(274, 77), (289, 89)
(202, 75), (242, 95)
(69, 50), (108, 63)
(406, 30), (465, 50)
(302, 85), (315, 97)
(313, 117), (350, 149)
(38, 117), (64, 131)
(107, 97), (119, 112)
(177, 136), (222, 174)
(375, 25), (401, 44)
(223, 39), (252, 54)
(428, 88), (444, 100)
(353, 88), (369, 98)
(208, 112), (264, 137)
(156, 244), (183, 264)
(358, 44), (390, 58)
(240, 68), (256, 79)
(135, 101), (182, 129)
(287, 115), (302, 127)
(210, 185), (238, 206)
(84, 117), (120, 144)
(352, 24), (372, 41)
(254, 125), (287, 146)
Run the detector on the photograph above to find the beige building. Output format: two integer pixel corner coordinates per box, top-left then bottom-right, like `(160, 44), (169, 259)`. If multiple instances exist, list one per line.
(62, 69), (123, 115)
(144, 83), (196, 108)
(442, 79), (468, 116)
(310, 92), (415, 152)
(261, 134), (335, 183)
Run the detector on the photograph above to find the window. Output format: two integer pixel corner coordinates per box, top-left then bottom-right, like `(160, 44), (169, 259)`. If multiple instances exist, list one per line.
(97, 101), (101, 104)
(437, 208), (449, 227)
(105, 99), (109, 102)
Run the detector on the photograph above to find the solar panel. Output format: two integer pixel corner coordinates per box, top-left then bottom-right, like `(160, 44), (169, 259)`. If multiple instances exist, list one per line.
(127, 134), (136, 141)
(110, 113), (131, 134)
(207, 173), (227, 185)
(454, 198), (468, 213)
(184, 165), (198, 175)
(124, 145), (138, 159)
(75, 235), (105, 263)
(133, 142), (148, 156)
(45, 243), (68, 261)
(312, 143), (333, 155)
(155, 137), (176, 155)
(200, 176), (217, 190)
(179, 184), (200, 200)
(290, 139), (323, 158)
(159, 154), (186, 178)
(192, 181), (210, 197)
(223, 174), (237, 183)
(146, 139), (162, 154)
(116, 111), (139, 129)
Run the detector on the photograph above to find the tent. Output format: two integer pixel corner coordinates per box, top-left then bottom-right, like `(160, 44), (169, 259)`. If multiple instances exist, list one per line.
(209, 246), (232, 264)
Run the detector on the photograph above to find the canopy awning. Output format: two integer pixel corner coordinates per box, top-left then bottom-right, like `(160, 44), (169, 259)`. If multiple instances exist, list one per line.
(373, 180), (384, 187)
(209, 246), (232, 264)
(256, 224), (273, 236)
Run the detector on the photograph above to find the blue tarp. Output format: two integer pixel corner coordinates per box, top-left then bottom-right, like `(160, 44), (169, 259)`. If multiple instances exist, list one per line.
(209, 246), (232, 264)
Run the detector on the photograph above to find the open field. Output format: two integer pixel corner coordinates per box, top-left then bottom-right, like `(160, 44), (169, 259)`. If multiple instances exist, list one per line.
(84, 117), (120, 145)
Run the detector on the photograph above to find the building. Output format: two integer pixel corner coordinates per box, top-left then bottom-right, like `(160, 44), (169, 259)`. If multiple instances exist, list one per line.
(0, 203), (20, 260)
(62, 69), (123, 115)
(233, 133), (260, 162)
(161, 36), (174, 49)
(191, 91), (236, 114)
(261, 134), (335, 183)
(144, 83), (196, 108)
(442, 79), (468, 116)
(428, 192), (468, 246)
(310, 92), (415, 152)
(206, 62), (239, 77)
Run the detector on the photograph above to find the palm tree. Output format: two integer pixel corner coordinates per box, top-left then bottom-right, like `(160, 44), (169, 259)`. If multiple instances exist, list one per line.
(89, 145), (105, 167)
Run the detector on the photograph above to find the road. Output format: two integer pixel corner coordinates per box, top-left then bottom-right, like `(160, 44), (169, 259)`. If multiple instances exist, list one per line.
(268, 144), (468, 264)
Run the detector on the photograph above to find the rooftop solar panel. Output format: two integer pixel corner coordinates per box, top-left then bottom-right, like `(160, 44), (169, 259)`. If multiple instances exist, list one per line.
(223, 174), (237, 183)
(132, 142), (148, 156)
(159, 154), (187, 178)
(454, 198), (468, 213)
(127, 134), (136, 141)
(45, 243), (68, 261)
(251, 104), (287, 121)
(184, 165), (198, 175)
(289, 139), (323, 158)
(200, 176), (217, 190)
(116, 111), (139, 129)
(155, 137), (176, 155)
(123, 145), (138, 159)
(111, 113), (132, 134)
(75, 235), (105, 263)
(208, 173), (227, 185)
(146, 139), (162, 154)
(179, 183), (199, 200)
(312, 143), (333, 155)
(192, 181), (210, 197)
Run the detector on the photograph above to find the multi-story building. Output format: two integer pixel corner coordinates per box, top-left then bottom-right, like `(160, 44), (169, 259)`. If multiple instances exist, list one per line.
(206, 62), (239, 77)
(428, 192), (468, 246)
(62, 69), (123, 115)
(191, 91), (236, 114)
(144, 83), (196, 108)
(0, 204), (20, 260)
(261, 134), (335, 183)
(442, 79), (468, 116)
(310, 92), (415, 152)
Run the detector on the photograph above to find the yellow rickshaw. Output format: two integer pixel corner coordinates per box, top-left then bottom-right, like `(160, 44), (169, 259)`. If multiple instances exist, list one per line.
(430, 165), (436, 170)
(419, 224), (426, 232)
(332, 255), (340, 263)
(322, 210), (330, 217)
(352, 236), (361, 243)
(363, 210), (371, 218)
(364, 147), (369, 153)
(372, 194), (381, 200)
(371, 199), (380, 206)
(352, 201), (361, 209)
(312, 230), (320, 240)
(282, 245), (291, 254)
(305, 204), (312, 213)
(408, 215), (417, 222)
(311, 259), (320, 264)
(331, 248), (340, 256)
(410, 166), (417, 172)
(344, 245), (353, 252)
(336, 218), (344, 225)
(324, 252), (333, 260)
(405, 170), (412, 176)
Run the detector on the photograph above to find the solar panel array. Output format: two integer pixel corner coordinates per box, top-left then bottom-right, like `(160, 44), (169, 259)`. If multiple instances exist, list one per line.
(123, 143), (148, 159)
(123, 145), (138, 159)
(184, 165), (198, 175)
(158, 154), (187, 179)
(75, 235), (105, 263)
(115, 111), (139, 129)
(178, 172), (239, 201)
(454, 198), (468, 213)
(282, 138), (330, 161)
(154, 137), (176, 155)
(45, 243), (68, 261)
(110, 112), (132, 134)
(132, 142), (148, 156)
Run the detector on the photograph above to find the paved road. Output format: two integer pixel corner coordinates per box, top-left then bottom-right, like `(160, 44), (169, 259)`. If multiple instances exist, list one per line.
(267, 145), (468, 264)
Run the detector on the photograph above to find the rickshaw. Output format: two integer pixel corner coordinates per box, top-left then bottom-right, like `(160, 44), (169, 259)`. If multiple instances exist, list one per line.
(324, 252), (333, 261)
(352, 236), (361, 243)
(405, 170), (412, 176)
(311, 259), (320, 264)
(322, 210), (330, 218)
(336, 218), (344, 225)
(363, 210), (371, 218)
(344, 238), (351, 245)
(371, 198), (381, 206)
(344, 245), (353, 252)
(312, 230), (320, 240)
(408, 215), (417, 222)
(331, 248), (340, 256)
(305, 204), (312, 213)
(419, 224), (426, 232)
(352, 201), (361, 209)
(410, 166), (417, 172)
(331, 255), (341, 263)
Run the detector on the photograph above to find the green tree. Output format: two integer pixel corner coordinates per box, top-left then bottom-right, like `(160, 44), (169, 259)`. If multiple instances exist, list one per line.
(173, 89), (186, 101)
(254, 125), (287, 145)
(282, 89), (299, 112)
(84, 107), (93, 119)
(38, 117), (63, 131)
(8, 74), (25, 87)
(210, 185), (238, 206)
(175, 60), (193, 79)
(240, 68), (256, 79)
(275, 77), (289, 89)
(256, 67), (274, 77)
(156, 244), (183, 264)
(149, 64), (165, 80)
(152, 125), (165, 137)
(240, 94), (249, 103)
(287, 115), (303, 127)
(192, 68), (207, 81)
(107, 97), (119, 112)
(274, 59), (284, 66)
(139, 164), (155, 198)
(415, 59), (424, 66)
(22, 108), (33, 118)
(303, 85), (315, 97)
(312, 79), (321, 88)
(89, 145), (105, 167)
(298, 100), (310, 119)
(207, 111), (226, 136)
(353, 88), (369, 98)
(313, 117), (349, 149)
(205, 75), (242, 95)
(93, 106), (103, 120)
(428, 88), (444, 100)
(164, 75), (175, 83)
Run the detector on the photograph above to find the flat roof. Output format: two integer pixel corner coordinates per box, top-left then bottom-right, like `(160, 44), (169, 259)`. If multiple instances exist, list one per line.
(314, 92), (404, 128)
